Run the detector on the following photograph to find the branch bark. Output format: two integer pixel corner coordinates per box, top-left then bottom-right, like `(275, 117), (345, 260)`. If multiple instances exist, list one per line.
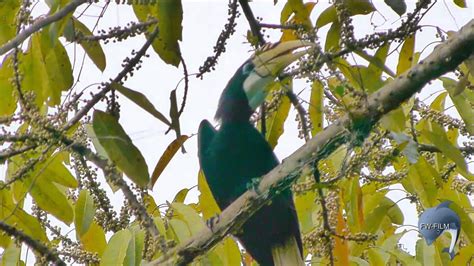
(150, 19), (474, 265)
(0, 0), (87, 55)
(0, 221), (66, 266)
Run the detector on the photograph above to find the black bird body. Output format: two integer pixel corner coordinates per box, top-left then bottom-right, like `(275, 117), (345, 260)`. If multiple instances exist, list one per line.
(199, 119), (302, 264)
(198, 41), (312, 265)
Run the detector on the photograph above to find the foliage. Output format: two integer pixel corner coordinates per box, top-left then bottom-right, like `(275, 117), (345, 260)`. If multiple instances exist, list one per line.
(0, 0), (473, 265)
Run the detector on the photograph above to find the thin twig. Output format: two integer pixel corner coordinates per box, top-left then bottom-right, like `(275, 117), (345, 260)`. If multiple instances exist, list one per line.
(0, 221), (66, 266)
(258, 23), (300, 30)
(0, 0), (87, 55)
(286, 90), (310, 141)
(0, 144), (37, 162)
(312, 166), (334, 265)
(64, 26), (160, 130)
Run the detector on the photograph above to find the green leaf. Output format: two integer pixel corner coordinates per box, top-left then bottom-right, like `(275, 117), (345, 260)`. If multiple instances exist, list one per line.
(24, 173), (74, 224)
(452, 245), (474, 264)
(75, 190), (95, 237)
(453, 0), (466, 8)
(80, 222), (106, 255)
(430, 91), (448, 111)
(441, 77), (474, 135)
(438, 200), (474, 244)
(0, 1), (20, 46)
(0, 189), (48, 242)
(324, 21), (340, 52)
(63, 18), (106, 71)
(111, 82), (171, 126)
(345, 176), (364, 231)
(1, 243), (20, 266)
(280, 1), (315, 41)
(405, 157), (438, 207)
(382, 197), (404, 225)
(423, 128), (468, 175)
(367, 249), (386, 265)
(168, 219), (191, 242)
(264, 81), (291, 148)
(124, 229), (144, 266)
(280, 0), (308, 24)
(149, 135), (189, 189)
(364, 43), (390, 92)
(144, 194), (160, 217)
(22, 31), (73, 107)
(169, 89), (183, 143)
(309, 80), (324, 136)
(397, 35), (415, 75)
(198, 170), (221, 220)
(294, 187), (317, 234)
(349, 256), (370, 266)
(415, 239), (441, 265)
(92, 110), (150, 187)
(86, 124), (120, 192)
(0, 56), (17, 116)
(384, 0), (407, 16)
(7, 150), (76, 224)
(171, 202), (206, 235)
(355, 49), (395, 78)
(133, 0), (182, 66)
(316, 0), (375, 28)
(388, 249), (420, 266)
(172, 188), (189, 203)
(210, 238), (242, 266)
(42, 152), (78, 188)
(100, 229), (132, 266)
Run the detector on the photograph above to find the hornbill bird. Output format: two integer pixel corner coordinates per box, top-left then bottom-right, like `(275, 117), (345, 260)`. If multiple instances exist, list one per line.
(198, 41), (313, 265)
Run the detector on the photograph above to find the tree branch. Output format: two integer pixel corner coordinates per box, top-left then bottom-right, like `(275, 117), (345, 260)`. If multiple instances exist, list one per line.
(150, 19), (474, 265)
(238, 0), (264, 46)
(418, 143), (474, 154)
(0, 0), (87, 55)
(64, 26), (160, 130)
(0, 221), (66, 266)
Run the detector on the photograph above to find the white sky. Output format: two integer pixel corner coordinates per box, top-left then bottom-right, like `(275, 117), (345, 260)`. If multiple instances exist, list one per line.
(0, 0), (473, 262)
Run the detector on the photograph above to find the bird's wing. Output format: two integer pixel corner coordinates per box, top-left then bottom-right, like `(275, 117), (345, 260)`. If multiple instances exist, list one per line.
(198, 119), (216, 163)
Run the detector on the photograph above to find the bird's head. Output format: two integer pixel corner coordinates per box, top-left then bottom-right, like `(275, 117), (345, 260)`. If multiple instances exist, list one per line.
(215, 40), (314, 122)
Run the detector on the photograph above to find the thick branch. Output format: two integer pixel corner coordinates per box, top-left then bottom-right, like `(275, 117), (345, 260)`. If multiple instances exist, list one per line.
(0, 0), (87, 55)
(151, 19), (474, 265)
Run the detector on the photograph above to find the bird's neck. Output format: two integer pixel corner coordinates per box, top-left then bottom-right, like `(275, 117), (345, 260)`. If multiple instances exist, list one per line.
(217, 98), (253, 123)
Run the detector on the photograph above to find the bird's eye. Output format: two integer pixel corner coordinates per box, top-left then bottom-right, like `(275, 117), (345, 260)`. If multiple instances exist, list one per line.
(242, 62), (253, 75)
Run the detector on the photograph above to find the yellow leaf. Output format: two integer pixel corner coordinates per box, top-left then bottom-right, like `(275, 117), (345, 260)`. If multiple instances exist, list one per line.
(334, 206), (350, 266)
(198, 170), (221, 220)
(0, 56), (17, 116)
(80, 222), (106, 256)
(263, 81), (291, 149)
(397, 35), (415, 75)
(63, 18), (106, 71)
(309, 80), (324, 136)
(149, 135), (189, 189)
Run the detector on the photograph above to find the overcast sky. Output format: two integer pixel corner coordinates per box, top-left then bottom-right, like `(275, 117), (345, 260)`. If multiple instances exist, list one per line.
(0, 0), (473, 259)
